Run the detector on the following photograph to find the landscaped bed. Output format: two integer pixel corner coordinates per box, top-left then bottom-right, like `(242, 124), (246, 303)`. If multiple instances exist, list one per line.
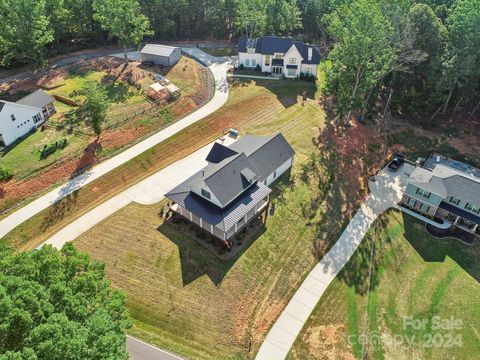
(425, 223), (476, 245)
(288, 210), (480, 360)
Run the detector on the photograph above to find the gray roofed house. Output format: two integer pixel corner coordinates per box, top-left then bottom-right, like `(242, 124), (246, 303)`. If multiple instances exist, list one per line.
(401, 153), (480, 236)
(165, 133), (295, 241)
(17, 89), (56, 118)
(140, 44), (181, 67)
(238, 36), (321, 79)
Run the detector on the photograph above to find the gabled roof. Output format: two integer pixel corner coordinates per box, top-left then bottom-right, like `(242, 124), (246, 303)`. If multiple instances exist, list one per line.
(229, 133), (295, 180)
(17, 89), (54, 109)
(205, 142), (238, 163)
(238, 36), (321, 65)
(140, 44), (179, 57)
(442, 175), (480, 205)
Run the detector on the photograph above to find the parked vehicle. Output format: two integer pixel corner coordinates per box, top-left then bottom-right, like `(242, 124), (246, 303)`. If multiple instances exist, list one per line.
(388, 152), (405, 172)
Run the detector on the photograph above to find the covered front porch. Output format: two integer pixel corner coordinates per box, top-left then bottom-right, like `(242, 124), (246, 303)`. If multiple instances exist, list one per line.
(437, 202), (480, 236)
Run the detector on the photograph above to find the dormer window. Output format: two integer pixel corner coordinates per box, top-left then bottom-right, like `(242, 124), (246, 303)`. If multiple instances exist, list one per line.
(289, 58), (296, 64)
(201, 189), (211, 199)
(247, 48), (255, 54)
(274, 53), (283, 59)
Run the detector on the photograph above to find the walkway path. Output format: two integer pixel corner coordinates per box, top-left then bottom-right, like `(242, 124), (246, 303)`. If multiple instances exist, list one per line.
(126, 336), (184, 360)
(255, 164), (413, 360)
(42, 136), (236, 249)
(0, 49), (236, 239)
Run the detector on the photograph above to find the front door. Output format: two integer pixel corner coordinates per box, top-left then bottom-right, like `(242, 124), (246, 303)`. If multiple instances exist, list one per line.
(272, 67), (283, 74)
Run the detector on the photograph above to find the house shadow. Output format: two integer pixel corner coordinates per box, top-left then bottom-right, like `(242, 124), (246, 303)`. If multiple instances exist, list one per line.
(157, 215), (266, 287)
(402, 212), (480, 283)
(228, 76), (316, 108)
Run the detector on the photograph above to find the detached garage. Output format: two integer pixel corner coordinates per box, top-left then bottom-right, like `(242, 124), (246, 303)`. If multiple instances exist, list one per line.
(140, 44), (181, 66)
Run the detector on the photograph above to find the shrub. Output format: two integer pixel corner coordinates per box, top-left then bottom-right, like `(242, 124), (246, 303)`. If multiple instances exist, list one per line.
(39, 138), (68, 159)
(0, 166), (13, 181)
(239, 64), (244, 70)
(255, 64), (261, 71)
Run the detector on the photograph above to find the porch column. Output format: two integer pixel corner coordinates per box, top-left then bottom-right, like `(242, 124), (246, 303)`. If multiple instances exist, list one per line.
(235, 223), (238, 232)
(454, 215), (459, 225)
(210, 224), (213, 234)
(473, 224), (478, 233)
(189, 211), (192, 221)
(200, 218), (203, 228)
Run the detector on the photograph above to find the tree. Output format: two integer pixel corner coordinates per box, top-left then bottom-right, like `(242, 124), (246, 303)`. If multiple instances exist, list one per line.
(439, 0), (480, 114)
(93, 0), (153, 64)
(45, 0), (73, 51)
(324, 0), (396, 122)
(0, 0), (54, 66)
(265, 0), (302, 35)
(236, 0), (267, 38)
(0, 243), (130, 359)
(81, 82), (109, 138)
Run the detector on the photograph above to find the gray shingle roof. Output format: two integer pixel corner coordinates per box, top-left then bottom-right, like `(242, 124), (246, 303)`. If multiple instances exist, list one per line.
(140, 44), (179, 57)
(0, 101), (5, 113)
(229, 133), (295, 180)
(205, 142), (238, 163)
(17, 89), (54, 109)
(238, 36), (321, 65)
(442, 175), (480, 205)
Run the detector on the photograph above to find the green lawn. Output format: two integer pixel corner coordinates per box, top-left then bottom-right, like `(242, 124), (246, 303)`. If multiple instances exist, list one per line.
(288, 210), (480, 360)
(199, 47), (238, 57)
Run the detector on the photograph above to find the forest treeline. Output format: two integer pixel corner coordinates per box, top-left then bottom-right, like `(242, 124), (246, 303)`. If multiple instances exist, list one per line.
(0, 0), (478, 119)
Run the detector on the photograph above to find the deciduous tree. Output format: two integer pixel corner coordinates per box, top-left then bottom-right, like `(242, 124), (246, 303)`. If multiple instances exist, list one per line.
(93, 0), (153, 64)
(0, 243), (130, 359)
(81, 82), (109, 138)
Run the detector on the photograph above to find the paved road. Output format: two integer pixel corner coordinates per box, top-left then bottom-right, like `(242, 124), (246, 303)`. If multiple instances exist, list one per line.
(42, 136), (236, 249)
(255, 164), (414, 360)
(127, 336), (184, 360)
(0, 49), (236, 240)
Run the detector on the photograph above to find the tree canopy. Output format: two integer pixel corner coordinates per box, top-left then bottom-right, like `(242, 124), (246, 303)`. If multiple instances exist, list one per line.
(0, 243), (129, 359)
(81, 81), (110, 138)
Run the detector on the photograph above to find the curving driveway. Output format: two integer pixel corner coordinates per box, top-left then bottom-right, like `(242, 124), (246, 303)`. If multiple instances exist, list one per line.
(255, 164), (414, 360)
(0, 49), (237, 240)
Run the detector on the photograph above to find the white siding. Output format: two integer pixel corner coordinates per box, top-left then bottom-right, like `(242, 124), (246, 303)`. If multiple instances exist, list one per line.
(300, 64), (318, 77)
(0, 102), (44, 146)
(190, 182), (223, 208)
(283, 45), (303, 78)
(264, 157), (293, 186)
(238, 52), (262, 69)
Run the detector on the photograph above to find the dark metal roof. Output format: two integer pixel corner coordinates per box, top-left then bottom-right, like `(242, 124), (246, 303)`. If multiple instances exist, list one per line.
(166, 182), (271, 233)
(17, 89), (54, 109)
(272, 59), (284, 66)
(286, 64), (298, 69)
(439, 201), (480, 225)
(205, 142), (238, 164)
(238, 36), (321, 64)
(0, 101), (5, 113)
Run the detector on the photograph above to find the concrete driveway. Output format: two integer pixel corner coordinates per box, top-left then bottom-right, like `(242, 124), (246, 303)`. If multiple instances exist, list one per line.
(0, 49), (235, 240)
(255, 164), (413, 360)
(42, 136), (236, 249)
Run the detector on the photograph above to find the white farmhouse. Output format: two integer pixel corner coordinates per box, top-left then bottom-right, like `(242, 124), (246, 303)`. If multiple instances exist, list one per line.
(0, 100), (44, 147)
(238, 36), (321, 79)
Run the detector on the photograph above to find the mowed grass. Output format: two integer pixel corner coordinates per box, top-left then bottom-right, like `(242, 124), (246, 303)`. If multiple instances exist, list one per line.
(2, 77), (318, 250)
(72, 95), (327, 358)
(288, 210), (480, 360)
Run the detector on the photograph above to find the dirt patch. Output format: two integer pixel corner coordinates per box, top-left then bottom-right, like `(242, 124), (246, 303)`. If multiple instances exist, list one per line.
(304, 324), (355, 360)
(251, 301), (286, 343)
(233, 286), (262, 344)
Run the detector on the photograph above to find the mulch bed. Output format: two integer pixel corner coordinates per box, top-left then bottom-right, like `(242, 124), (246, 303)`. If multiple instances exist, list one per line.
(425, 223), (476, 245)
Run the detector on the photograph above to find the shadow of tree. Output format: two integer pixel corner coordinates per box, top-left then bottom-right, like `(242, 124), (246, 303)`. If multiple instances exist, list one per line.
(40, 189), (79, 232)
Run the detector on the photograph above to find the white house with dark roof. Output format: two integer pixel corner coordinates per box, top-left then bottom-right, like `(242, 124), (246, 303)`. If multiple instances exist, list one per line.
(0, 89), (56, 147)
(165, 133), (295, 241)
(140, 44), (181, 66)
(400, 153), (480, 235)
(238, 36), (321, 78)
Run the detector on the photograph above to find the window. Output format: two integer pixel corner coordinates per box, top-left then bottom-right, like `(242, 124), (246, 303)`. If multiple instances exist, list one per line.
(252, 59), (256, 67)
(273, 170), (277, 179)
(201, 189), (211, 199)
(415, 187), (431, 199)
(407, 197), (416, 207)
(465, 203), (480, 214)
(11, 114), (16, 122)
(274, 53), (283, 59)
(287, 68), (296, 77)
(448, 196), (461, 206)
(33, 113), (42, 124)
(304, 68), (312, 75)
(264, 55), (271, 66)
(247, 48), (255, 54)
(245, 59), (250, 67)
(420, 203), (430, 213)
(289, 58), (296, 64)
